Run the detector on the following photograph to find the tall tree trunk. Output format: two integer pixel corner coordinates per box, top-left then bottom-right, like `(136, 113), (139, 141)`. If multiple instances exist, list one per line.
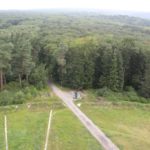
(19, 74), (22, 87)
(26, 74), (29, 83)
(0, 70), (3, 90)
(3, 74), (6, 86)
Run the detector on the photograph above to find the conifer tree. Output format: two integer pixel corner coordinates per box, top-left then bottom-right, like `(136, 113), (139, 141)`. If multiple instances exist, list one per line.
(0, 38), (13, 90)
(141, 63), (150, 98)
(108, 49), (119, 91)
(116, 50), (124, 91)
(11, 33), (35, 86)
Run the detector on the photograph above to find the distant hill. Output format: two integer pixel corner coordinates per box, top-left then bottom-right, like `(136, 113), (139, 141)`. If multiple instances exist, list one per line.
(96, 10), (150, 20)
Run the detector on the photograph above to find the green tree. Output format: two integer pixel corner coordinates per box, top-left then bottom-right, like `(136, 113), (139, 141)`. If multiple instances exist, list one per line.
(141, 63), (150, 98)
(116, 50), (124, 91)
(130, 50), (146, 90)
(108, 49), (119, 91)
(0, 38), (13, 90)
(120, 38), (136, 86)
(29, 64), (48, 89)
(11, 33), (35, 86)
(64, 48), (85, 89)
(98, 43), (124, 91)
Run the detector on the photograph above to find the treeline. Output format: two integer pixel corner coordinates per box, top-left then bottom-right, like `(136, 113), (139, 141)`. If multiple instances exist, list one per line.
(0, 31), (150, 98)
(0, 31), (48, 90)
(49, 38), (150, 98)
(0, 12), (150, 100)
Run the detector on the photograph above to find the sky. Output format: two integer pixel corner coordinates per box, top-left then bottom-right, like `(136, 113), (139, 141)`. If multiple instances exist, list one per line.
(0, 0), (150, 12)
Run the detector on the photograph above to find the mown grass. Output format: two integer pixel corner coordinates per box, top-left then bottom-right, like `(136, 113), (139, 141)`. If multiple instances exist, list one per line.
(0, 115), (5, 150)
(48, 108), (103, 150)
(79, 91), (150, 150)
(0, 105), (50, 150)
(0, 88), (61, 150)
(0, 88), (103, 150)
(7, 109), (49, 150)
(0, 106), (103, 150)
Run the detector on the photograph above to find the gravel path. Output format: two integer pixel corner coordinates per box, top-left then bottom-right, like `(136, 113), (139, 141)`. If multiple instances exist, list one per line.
(50, 84), (119, 150)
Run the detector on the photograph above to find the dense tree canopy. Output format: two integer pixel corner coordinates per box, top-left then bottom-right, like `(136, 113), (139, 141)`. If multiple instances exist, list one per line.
(0, 11), (150, 99)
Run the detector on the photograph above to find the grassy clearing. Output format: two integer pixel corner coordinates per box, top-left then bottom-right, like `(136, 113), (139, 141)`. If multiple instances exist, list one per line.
(0, 106), (103, 150)
(0, 115), (5, 150)
(7, 109), (49, 150)
(0, 88), (61, 150)
(0, 104), (51, 150)
(0, 88), (103, 150)
(48, 108), (103, 150)
(79, 91), (150, 150)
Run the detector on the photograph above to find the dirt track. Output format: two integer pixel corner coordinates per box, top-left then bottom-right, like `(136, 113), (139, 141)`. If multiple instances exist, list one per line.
(51, 84), (119, 150)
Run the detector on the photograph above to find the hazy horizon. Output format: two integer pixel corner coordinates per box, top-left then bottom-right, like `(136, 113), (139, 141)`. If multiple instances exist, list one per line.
(0, 0), (150, 13)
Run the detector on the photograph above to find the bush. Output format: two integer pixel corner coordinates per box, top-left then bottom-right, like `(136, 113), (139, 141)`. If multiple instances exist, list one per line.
(125, 91), (139, 102)
(0, 89), (25, 105)
(96, 86), (149, 103)
(29, 86), (38, 97)
(4, 82), (20, 91)
(14, 91), (25, 104)
(0, 90), (12, 105)
(29, 64), (48, 89)
(125, 86), (135, 92)
(25, 93), (32, 100)
(0, 83), (39, 106)
(21, 81), (29, 88)
(96, 87), (111, 97)
(23, 87), (31, 94)
(23, 86), (37, 96)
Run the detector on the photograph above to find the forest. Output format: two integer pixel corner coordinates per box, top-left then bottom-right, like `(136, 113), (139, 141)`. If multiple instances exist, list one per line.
(0, 10), (150, 105)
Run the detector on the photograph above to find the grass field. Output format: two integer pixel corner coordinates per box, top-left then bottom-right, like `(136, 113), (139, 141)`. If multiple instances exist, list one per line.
(79, 91), (150, 150)
(8, 109), (48, 150)
(0, 115), (5, 150)
(0, 105), (51, 150)
(2, 86), (149, 150)
(48, 108), (102, 150)
(0, 89), (103, 150)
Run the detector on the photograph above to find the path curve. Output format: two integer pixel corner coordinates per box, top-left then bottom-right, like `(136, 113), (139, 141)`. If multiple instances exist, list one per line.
(50, 84), (119, 150)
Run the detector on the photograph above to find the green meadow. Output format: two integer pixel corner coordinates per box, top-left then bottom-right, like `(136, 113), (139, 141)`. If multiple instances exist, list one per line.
(79, 91), (150, 150)
(0, 91), (102, 150)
